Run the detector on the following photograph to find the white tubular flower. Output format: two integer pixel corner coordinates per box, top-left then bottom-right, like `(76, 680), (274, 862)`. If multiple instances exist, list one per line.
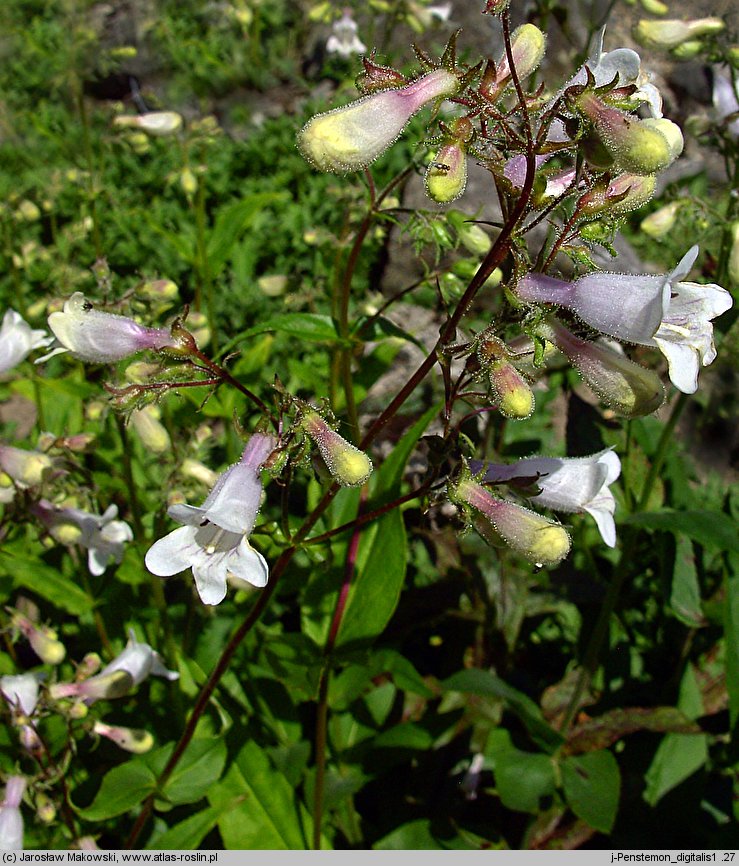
(0, 776), (25, 851)
(298, 68), (459, 173)
(470, 449), (621, 547)
(326, 11), (367, 57)
(0, 674), (40, 717)
(0, 310), (52, 375)
(516, 247), (733, 393)
(50, 631), (178, 704)
(34, 500), (133, 576)
(145, 433), (276, 605)
(45, 293), (176, 363)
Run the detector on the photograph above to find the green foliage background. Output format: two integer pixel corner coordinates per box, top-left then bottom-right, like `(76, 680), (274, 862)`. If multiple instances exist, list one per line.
(0, 0), (736, 851)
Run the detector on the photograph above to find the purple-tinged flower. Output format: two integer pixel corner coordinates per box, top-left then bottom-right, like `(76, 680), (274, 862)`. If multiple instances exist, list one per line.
(517, 247), (733, 394)
(33, 500), (133, 576)
(50, 630), (177, 704)
(539, 319), (665, 417)
(9, 611), (65, 665)
(451, 476), (571, 567)
(44, 293), (176, 363)
(0, 310), (52, 375)
(326, 11), (367, 58)
(0, 674), (40, 717)
(425, 117), (472, 204)
(145, 433), (276, 604)
(713, 69), (739, 140)
(0, 776), (25, 851)
(298, 68), (459, 173)
(470, 449), (621, 547)
(92, 721), (153, 753)
(482, 24), (546, 101)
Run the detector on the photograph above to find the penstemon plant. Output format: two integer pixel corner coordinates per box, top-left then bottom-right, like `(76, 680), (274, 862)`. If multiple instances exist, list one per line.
(0, 0), (737, 851)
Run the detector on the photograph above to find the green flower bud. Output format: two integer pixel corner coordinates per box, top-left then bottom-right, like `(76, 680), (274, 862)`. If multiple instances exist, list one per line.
(302, 412), (373, 487)
(633, 17), (725, 50)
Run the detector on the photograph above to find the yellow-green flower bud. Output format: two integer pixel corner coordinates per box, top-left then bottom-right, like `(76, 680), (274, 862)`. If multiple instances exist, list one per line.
(640, 117), (684, 161)
(633, 17), (725, 50)
(298, 68), (460, 173)
(425, 118), (473, 204)
(478, 336), (535, 419)
(258, 275), (288, 297)
(129, 405), (171, 453)
(640, 201), (682, 238)
(576, 93), (675, 174)
(93, 721), (154, 754)
(670, 40), (705, 60)
(302, 412), (373, 487)
(15, 200), (41, 222)
(180, 168), (198, 196)
(452, 477), (571, 567)
(640, 0), (668, 15)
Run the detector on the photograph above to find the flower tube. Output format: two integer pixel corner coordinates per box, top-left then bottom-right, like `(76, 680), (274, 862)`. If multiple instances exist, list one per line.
(298, 68), (460, 173)
(539, 319), (665, 417)
(517, 247), (733, 393)
(451, 476), (571, 567)
(46, 293), (176, 363)
(470, 449), (621, 547)
(0, 776), (25, 851)
(301, 413), (373, 487)
(146, 433), (276, 604)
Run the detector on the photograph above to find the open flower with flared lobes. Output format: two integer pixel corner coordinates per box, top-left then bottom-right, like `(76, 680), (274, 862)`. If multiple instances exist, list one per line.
(451, 476), (571, 567)
(298, 68), (459, 173)
(516, 247), (733, 394)
(469, 449), (621, 547)
(145, 433), (276, 605)
(326, 11), (366, 57)
(50, 630), (178, 704)
(0, 310), (52, 375)
(45, 293), (176, 363)
(33, 500), (133, 576)
(0, 776), (25, 851)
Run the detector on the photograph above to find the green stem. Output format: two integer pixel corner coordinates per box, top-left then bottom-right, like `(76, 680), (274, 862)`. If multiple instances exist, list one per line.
(115, 415), (144, 539)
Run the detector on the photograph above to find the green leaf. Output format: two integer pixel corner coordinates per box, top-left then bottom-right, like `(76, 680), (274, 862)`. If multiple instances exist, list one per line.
(353, 315), (427, 352)
(146, 807), (220, 850)
(75, 760), (156, 821)
(335, 508), (407, 647)
(625, 510), (739, 553)
(374, 819), (444, 850)
(669, 536), (705, 627)
(208, 741), (307, 849)
(443, 669), (563, 753)
(206, 193), (287, 277)
(643, 664), (708, 806)
(236, 313), (340, 345)
(494, 750), (555, 813)
(156, 737), (227, 806)
(0, 548), (94, 616)
(561, 750), (621, 833)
